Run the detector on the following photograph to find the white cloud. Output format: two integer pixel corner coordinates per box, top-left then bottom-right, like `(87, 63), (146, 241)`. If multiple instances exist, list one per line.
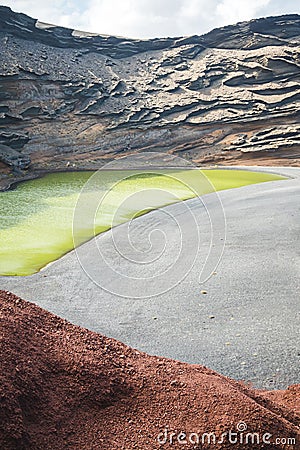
(0, 0), (299, 38)
(0, 0), (86, 30)
(76, 0), (298, 38)
(216, 0), (271, 25)
(1, 0), (65, 23)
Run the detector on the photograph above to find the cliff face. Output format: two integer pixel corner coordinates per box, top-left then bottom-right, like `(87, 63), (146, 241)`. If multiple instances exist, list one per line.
(0, 6), (299, 186)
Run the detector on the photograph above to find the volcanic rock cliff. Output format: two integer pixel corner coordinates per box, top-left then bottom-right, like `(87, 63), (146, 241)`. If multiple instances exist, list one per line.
(0, 6), (299, 187)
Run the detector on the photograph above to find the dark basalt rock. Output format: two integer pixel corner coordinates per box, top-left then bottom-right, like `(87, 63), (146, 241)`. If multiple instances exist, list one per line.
(228, 125), (300, 155)
(0, 144), (31, 171)
(0, 6), (299, 187)
(0, 131), (29, 149)
(202, 15), (300, 49)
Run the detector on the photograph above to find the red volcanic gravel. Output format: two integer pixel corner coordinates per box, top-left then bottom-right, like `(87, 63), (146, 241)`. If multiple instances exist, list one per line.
(0, 290), (299, 449)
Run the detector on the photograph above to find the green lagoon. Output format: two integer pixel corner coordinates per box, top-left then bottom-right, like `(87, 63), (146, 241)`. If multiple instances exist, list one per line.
(0, 169), (285, 276)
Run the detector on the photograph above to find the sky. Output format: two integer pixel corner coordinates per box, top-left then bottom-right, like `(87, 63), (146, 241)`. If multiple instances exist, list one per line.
(1, 0), (299, 39)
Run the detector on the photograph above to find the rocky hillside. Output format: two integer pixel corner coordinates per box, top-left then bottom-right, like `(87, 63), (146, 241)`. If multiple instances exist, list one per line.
(0, 6), (299, 187)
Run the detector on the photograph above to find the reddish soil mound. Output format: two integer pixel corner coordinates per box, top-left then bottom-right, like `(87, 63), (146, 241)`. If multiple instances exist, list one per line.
(0, 290), (299, 450)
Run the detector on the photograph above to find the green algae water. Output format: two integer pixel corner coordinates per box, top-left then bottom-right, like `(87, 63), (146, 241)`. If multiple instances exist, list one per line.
(0, 169), (285, 276)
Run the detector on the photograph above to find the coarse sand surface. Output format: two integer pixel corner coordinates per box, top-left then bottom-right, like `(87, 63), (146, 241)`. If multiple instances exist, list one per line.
(0, 290), (299, 449)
